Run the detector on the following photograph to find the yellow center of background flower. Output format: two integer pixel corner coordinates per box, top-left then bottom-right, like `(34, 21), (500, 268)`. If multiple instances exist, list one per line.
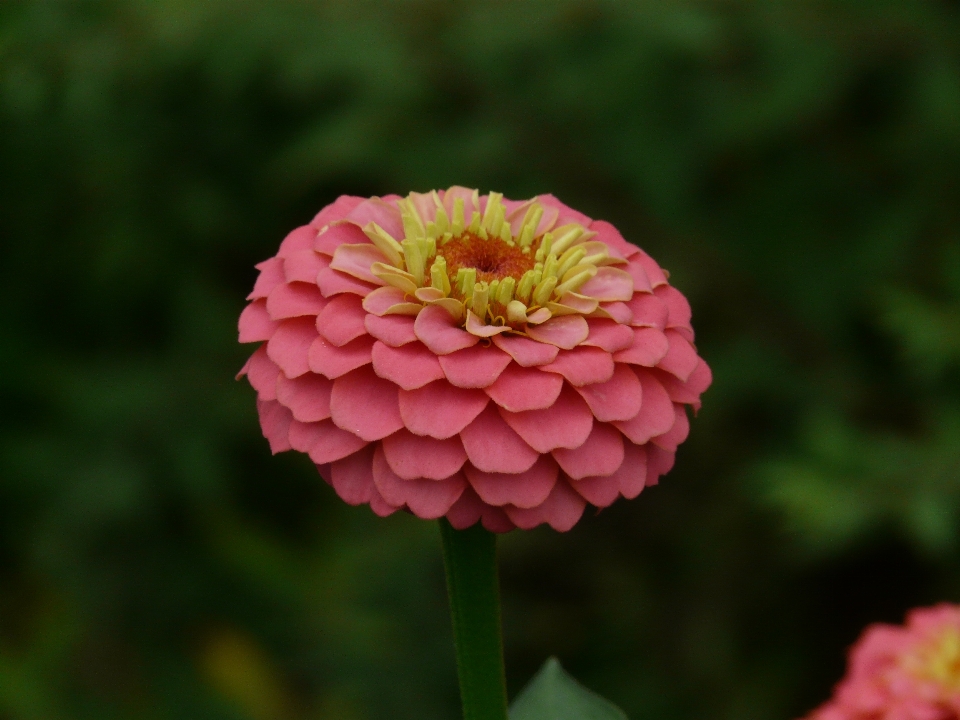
(900, 625), (960, 692)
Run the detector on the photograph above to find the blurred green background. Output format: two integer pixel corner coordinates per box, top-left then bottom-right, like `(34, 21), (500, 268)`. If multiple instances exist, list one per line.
(2, 2), (960, 718)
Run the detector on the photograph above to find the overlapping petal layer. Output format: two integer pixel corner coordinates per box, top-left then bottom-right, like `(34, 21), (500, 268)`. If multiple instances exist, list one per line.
(239, 188), (711, 531)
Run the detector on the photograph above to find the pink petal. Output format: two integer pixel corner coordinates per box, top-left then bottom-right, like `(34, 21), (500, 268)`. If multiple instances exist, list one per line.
(257, 399), (292, 453)
(645, 444), (675, 486)
(304, 419), (369, 464)
(578, 267), (634, 302)
(311, 196), (366, 229)
(442, 186), (479, 217)
(347, 198), (403, 240)
(362, 286), (415, 316)
(414, 305), (478, 355)
(408, 191), (439, 229)
(613, 370), (675, 444)
(625, 293), (668, 329)
(307, 334), (374, 379)
(382, 430), (468, 480)
(616, 441), (648, 498)
(445, 488), (516, 533)
(316, 294), (368, 347)
(575, 440), (646, 503)
(500, 385), (594, 452)
(589, 220), (638, 258)
(328, 365), (403, 441)
(368, 486), (400, 517)
(656, 285), (692, 330)
(537, 193), (592, 227)
(248, 257), (286, 300)
(593, 301), (633, 324)
(330, 244), (389, 285)
(267, 317), (318, 378)
(277, 225), (318, 258)
(653, 362), (711, 410)
(445, 487), (485, 529)
(371, 447), (466, 519)
(525, 315), (589, 349)
(539, 346), (615, 387)
(239, 300), (278, 343)
(399, 380), (489, 439)
(686, 360), (713, 399)
(266, 282), (327, 321)
(656, 329), (699, 382)
(480, 508), (516, 533)
(288, 418), (326, 452)
(554, 292), (599, 314)
(317, 268), (378, 298)
(485, 363), (563, 412)
(552, 423), (624, 480)
(330, 445), (376, 505)
(275, 372), (332, 423)
(571, 473), (621, 507)
(364, 313), (417, 347)
(315, 463), (331, 483)
(581, 319), (634, 352)
(651, 404), (689, 452)
(242, 345), (280, 400)
(613, 327), (670, 367)
(623, 259), (652, 293)
(465, 311), (511, 338)
(574, 363), (643, 422)
(460, 404), (539, 473)
(314, 221), (372, 256)
(345, 197), (404, 240)
(633, 249), (668, 288)
(283, 248), (328, 284)
(508, 200), (558, 237)
(533, 201), (560, 236)
(464, 455), (559, 508)
(502, 197), (531, 220)
(491, 334), (559, 366)
(505, 479), (586, 532)
(371, 340), (445, 390)
(439, 344), (513, 389)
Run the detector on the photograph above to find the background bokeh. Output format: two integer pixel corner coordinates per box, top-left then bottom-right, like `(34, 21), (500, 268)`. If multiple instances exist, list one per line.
(2, 2), (960, 719)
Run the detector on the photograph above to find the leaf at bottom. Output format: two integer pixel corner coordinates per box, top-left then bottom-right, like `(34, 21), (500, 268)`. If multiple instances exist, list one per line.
(509, 657), (628, 720)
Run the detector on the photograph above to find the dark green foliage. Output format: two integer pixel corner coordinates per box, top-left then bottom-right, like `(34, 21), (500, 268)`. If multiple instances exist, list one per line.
(1, 2), (959, 719)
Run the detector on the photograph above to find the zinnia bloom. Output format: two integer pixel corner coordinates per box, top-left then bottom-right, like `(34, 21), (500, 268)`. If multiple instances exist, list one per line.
(237, 188), (711, 531)
(806, 604), (960, 720)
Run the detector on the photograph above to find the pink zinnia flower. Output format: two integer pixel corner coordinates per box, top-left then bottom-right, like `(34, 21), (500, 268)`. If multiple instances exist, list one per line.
(237, 188), (711, 531)
(806, 604), (960, 720)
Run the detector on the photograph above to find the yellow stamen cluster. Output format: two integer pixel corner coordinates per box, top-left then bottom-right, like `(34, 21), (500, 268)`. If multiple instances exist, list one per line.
(363, 189), (621, 331)
(901, 625), (960, 691)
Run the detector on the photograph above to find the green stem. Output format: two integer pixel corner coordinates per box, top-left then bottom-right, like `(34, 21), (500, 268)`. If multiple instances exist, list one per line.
(439, 518), (509, 720)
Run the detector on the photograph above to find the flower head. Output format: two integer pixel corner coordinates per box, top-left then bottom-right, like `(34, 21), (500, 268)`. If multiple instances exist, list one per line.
(238, 188), (711, 531)
(806, 604), (960, 720)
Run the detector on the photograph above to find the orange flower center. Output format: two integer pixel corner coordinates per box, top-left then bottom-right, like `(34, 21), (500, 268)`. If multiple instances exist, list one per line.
(435, 232), (538, 285)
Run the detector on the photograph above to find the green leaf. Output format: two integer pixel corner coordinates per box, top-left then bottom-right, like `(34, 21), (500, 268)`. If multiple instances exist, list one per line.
(509, 658), (628, 720)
